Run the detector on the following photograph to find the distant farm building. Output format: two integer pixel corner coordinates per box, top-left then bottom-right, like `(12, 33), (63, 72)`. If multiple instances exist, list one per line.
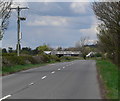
(44, 51), (81, 57)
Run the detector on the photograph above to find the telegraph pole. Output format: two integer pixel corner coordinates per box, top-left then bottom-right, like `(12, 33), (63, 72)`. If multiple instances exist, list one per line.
(17, 6), (20, 56)
(10, 6), (29, 56)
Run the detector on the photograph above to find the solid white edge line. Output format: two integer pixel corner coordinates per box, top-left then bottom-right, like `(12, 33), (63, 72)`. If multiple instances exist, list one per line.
(0, 95), (11, 100)
(41, 76), (47, 80)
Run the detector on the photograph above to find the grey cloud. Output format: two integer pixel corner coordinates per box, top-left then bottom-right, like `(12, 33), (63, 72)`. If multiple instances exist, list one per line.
(3, 2), (97, 49)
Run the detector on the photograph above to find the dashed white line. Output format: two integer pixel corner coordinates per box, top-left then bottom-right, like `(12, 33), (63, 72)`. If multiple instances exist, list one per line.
(0, 95), (11, 100)
(28, 82), (34, 86)
(63, 67), (65, 69)
(51, 71), (55, 74)
(58, 68), (61, 71)
(41, 76), (47, 80)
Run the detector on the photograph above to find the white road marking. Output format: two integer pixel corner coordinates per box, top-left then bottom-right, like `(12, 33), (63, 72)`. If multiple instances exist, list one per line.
(63, 67), (65, 69)
(51, 71), (55, 74)
(41, 76), (47, 80)
(0, 95), (11, 100)
(28, 83), (34, 86)
(58, 68), (61, 70)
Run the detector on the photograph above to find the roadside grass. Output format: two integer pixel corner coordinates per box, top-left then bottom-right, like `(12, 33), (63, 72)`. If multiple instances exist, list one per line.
(2, 57), (82, 76)
(2, 63), (50, 76)
(96, 60), (118, 99)
(86, 57), (102, 60)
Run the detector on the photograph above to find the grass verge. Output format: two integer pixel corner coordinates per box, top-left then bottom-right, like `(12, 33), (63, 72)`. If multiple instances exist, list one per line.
(2, 57), (82, 76)
(2, 63), (50, 76)
(96, 60), (118, 99)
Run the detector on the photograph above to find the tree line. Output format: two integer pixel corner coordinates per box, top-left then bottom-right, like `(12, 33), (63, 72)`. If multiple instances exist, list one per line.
(92, 2), (120, 67)
(2, 43), (98, 56)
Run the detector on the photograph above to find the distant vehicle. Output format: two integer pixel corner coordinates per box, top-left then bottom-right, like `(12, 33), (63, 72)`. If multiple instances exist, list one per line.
(86, 52), (96, 58)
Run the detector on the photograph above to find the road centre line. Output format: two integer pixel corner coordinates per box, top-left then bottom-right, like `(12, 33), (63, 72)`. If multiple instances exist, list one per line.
(1, 62), (75, 100)
(0, 95), (11, 100)
(51, 71), (55, 74)
(28, 83), (34, 86)
(41, 76), (47, 80)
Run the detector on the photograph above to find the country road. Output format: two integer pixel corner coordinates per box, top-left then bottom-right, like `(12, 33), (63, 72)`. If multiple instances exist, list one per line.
(2, 60), (101, 99)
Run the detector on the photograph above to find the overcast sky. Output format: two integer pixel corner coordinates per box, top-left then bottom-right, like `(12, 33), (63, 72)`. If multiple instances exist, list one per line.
(2, 1), (99, 49)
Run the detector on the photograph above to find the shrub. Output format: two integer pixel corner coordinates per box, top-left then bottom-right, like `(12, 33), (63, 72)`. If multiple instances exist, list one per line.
(2, 55), (37, 67)
(2, 53), (17, 56)
(2, 57), (13, 67)
(3, 56), (26, 66)
(60, 56), (71, 61)
(60, 56), (79, 61)
(24, 56), (37, 64)
(50, 55), (61, 62)
(95, 53), (102, 57)
(33, 54), (51, 63)
(42, 54), (51, 62)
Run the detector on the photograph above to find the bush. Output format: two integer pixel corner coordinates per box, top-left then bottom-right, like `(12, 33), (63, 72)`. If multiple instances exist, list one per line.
(42, 54), (51, 62)
(49, 55), (61, 62)
(33, 54), (51, 63)
(2, 56), (37, 67)
(2, 53), (79, 68)
(3, 56), (25, 67)
(2, 57), (12, 67)
(95, 53), (102, 57)
(24, 56), (37, 64)
(2, 53), (17, 56)
(60, 56), (72, 61)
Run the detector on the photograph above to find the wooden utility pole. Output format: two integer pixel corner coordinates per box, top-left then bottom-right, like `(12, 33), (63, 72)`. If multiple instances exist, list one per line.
(10, 6), (28, 56)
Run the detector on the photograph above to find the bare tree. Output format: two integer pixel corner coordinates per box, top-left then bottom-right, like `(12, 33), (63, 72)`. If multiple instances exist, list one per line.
(75, 37), (89, 59)
(0, 0), (12, 40)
